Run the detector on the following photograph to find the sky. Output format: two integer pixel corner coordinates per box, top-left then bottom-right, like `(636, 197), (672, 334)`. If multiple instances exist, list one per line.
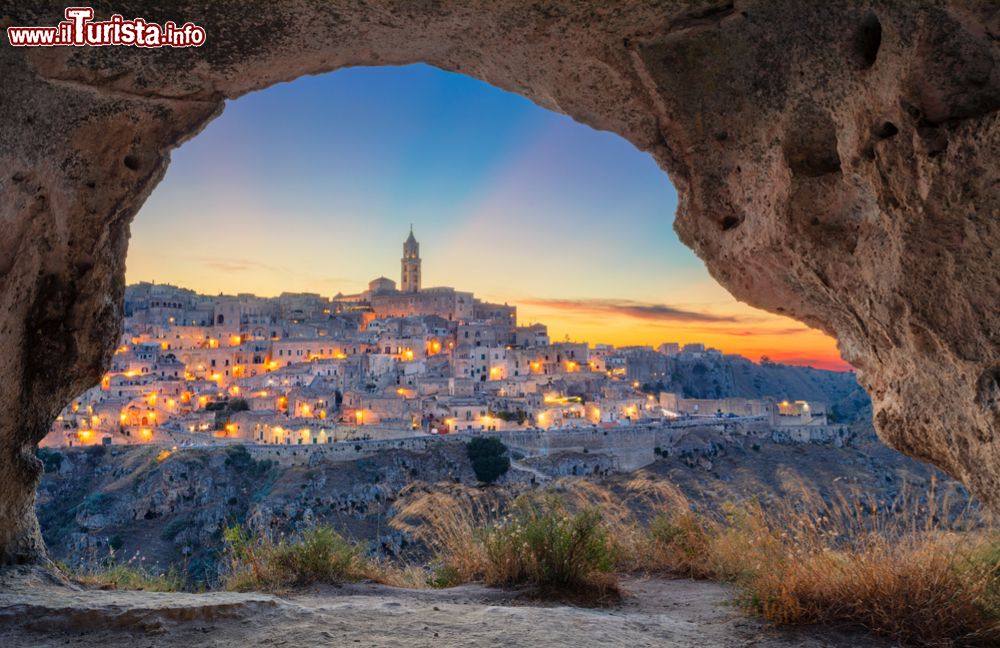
(127, 64), (849, 371)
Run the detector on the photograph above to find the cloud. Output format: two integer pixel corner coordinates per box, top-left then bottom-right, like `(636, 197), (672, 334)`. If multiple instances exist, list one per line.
(517, 297), (746, 324)
(197, 258), (282, 274)
(765, 353), (854, 372)
(724, 327), (813, 337)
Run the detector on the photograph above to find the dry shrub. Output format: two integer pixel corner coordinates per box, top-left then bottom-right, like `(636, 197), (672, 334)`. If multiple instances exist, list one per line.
(744, 531), (1000, 646)
(222, 525), (368, 591)
(481, 495), (619, 600)
(732, 495), (1000, 647)
(645, 481), (1000, 647)
(391, 484), (620, 601)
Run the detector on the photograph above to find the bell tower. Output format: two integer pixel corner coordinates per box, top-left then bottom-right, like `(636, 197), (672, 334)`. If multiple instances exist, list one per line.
(401, 225), (421, 293)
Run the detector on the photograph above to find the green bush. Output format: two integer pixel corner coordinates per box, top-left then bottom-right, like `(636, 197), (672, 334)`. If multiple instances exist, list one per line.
(428, 564), (463, 589)
(37, 448), (64, 473)
(222, 524), (368, 591)
(482, 495), (618, 598)
(466, 437), (510, 484)
(490, 410), (527, 424)
(161, 517), (190, 542)
(224, 445), (274, 476)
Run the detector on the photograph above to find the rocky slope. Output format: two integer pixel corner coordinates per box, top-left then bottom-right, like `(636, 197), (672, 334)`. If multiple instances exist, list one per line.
(37, 442), (477, 582)
(667, 355), (870, 421)
(36, 421), (963, 586)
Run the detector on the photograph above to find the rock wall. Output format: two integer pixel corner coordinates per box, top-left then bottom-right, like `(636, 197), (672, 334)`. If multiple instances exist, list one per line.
(244, 419), (781, 471)
(0, 1), (996, 562)
(35, 443), (479, 577)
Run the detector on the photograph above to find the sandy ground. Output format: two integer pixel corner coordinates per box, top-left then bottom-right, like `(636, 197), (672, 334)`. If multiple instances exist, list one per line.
(0, 568), (890, 648)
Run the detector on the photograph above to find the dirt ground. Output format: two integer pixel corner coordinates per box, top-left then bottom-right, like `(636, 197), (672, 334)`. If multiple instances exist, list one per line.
(0, 568), (889, 648)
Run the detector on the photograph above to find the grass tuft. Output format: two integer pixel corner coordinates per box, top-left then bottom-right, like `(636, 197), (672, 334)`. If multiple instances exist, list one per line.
(222, 525), (368, 591)
(481, 495), (619, 600)
(393, 488), (619, 602)
(61, 551), (185, 592)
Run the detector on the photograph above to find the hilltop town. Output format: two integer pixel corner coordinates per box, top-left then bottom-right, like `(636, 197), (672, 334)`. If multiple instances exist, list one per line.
(44, 229), (832, 450)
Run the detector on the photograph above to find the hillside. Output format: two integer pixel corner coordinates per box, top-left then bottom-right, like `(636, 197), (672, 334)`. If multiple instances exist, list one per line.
(667, 355), (870, 422)
(35, 421), (959, 586)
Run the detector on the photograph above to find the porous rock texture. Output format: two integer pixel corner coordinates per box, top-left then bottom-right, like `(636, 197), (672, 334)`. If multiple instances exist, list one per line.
(0, 1), (997, 562)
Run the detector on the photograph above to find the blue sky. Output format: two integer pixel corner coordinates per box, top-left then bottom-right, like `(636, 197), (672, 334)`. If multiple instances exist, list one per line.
(128, 64), (844, 368)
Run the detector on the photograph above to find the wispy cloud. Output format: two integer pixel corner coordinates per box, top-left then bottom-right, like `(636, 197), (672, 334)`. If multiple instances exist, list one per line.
(765, 352), (854, 372)
(517, 297), (746, 324)
(197, 258), (282, 274)
(724, 327), (813, 337)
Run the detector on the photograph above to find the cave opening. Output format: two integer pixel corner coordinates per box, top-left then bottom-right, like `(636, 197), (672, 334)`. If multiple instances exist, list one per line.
(29, 63), (853, 569)
(1, 3), (996, 578)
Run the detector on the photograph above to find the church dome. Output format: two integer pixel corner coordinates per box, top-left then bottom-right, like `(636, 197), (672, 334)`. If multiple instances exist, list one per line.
(369, 276), (396, 295)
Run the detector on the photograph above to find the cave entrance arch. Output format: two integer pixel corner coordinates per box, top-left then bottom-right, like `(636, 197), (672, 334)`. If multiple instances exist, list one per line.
(2, 2), (997, 563)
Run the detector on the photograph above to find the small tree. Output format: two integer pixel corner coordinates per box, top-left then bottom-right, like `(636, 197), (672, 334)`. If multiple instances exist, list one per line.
(466, 437), (510, 484)
(36, 448), (64, 473)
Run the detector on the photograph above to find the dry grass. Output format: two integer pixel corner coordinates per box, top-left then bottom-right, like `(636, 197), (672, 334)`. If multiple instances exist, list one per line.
(222, 525), (370, 591)
(557, 476), (688, 572)
(62, 551), (186, 592)
(390, 483), (503, 583)
(215, 476), (1000, 643)
(367, 561), (431, 589)
(739, 530), (1000, 645)
(643, 482), (1000, 647)
(390, 477), (1000, 645)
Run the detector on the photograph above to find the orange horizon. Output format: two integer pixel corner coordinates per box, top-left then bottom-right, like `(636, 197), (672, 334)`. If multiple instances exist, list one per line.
(521, 308), (851, 372)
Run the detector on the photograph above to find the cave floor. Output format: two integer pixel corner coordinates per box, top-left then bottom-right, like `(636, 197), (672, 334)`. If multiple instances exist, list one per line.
(0, 569), (888, 647)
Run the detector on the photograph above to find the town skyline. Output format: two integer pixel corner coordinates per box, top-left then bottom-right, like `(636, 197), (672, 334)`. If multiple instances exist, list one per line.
(48, 228), (837, 451)
(125, 232), (850, 373)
